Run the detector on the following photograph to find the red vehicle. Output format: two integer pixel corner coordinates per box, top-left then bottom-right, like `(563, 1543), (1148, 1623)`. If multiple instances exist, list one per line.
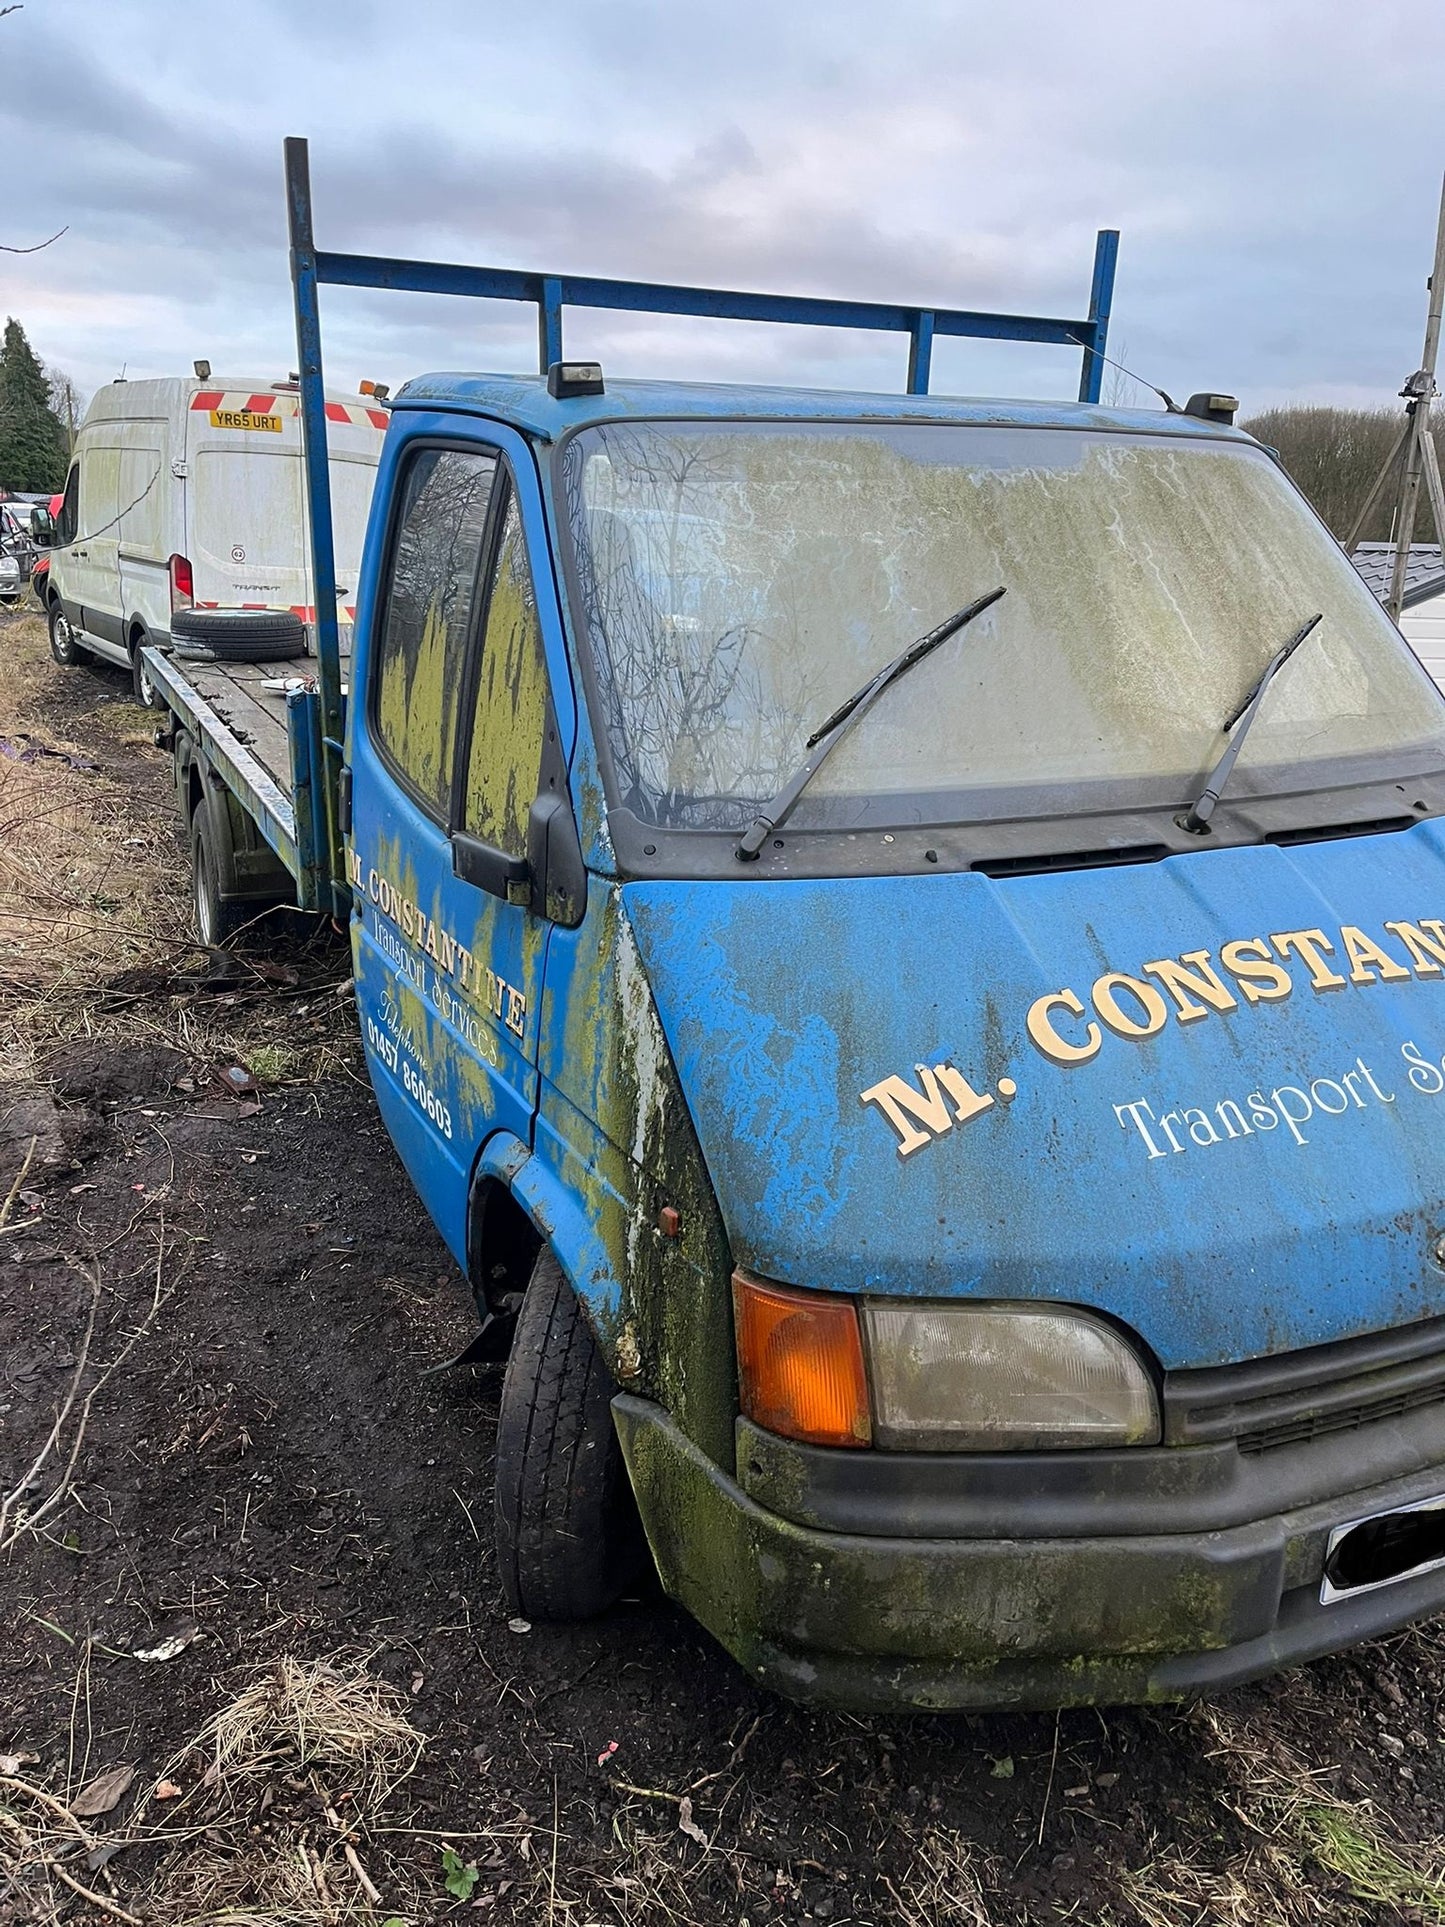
(25, 492), (63, 604)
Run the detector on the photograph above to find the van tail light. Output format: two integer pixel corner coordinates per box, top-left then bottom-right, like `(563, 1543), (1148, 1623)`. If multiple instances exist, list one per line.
(733, 1271), (871, 1448)
(168, 553), (193, 616)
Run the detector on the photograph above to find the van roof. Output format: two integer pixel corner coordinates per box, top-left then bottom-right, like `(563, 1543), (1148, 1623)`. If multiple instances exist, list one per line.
(84, 376), (383, 417)
(390, 372), (1250, 445)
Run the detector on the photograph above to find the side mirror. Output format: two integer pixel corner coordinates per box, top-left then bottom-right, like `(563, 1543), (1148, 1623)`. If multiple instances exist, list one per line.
(527, 791), (587, 927)
(31, 509), (54, 547)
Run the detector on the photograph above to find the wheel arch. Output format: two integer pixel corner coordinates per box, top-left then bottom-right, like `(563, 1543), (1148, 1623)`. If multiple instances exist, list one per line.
(467, 1133), (628, 1366)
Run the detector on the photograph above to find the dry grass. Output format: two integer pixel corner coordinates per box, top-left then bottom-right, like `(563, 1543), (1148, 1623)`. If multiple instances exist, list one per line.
(884, 1825), (998, 1926)
(178, 1652), (424, 1813)
(145, 1653), (426, 1924)
(1117, 1700), (1445, 1926)
(0, 608), (356, 1087)
(0, 1654), (426, 1925)
(0, 612), (186, 1079)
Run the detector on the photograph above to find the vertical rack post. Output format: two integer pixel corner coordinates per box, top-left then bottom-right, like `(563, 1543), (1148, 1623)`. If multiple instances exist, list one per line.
(284, 136), (347, 914)
(1386, 173), (1445, 622)
(538, 276), (564, 371)
(906, 311), (935, 395)
(1078, 228), (1119, 404)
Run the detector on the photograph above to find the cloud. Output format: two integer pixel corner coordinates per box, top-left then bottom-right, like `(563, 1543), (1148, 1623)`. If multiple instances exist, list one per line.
(3, 0), (1443, 415)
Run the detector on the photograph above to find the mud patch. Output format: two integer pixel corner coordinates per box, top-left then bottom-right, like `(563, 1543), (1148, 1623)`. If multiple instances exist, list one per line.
(46, 1038), (192, 1106)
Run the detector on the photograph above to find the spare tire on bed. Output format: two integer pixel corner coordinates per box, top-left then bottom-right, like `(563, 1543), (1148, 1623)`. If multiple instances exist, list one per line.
(168, 608), (308, 662)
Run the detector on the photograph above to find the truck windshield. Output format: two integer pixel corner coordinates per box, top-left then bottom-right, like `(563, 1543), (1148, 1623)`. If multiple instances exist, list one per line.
(560, 420), (1445, 835)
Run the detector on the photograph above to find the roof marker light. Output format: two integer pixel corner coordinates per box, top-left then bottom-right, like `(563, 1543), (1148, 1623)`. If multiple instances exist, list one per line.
(1184, 392), (1238, 426)
(547, 360), (604, 399)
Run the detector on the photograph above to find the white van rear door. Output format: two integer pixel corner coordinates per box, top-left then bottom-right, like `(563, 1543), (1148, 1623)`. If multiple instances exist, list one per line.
(186, 389), (382, 633)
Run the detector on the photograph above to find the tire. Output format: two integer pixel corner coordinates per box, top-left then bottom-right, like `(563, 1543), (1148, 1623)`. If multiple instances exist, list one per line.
(494, 1249), (647, 1620)
(190, 810), (242, 946)
(130, 635), (160, 709)
(47, 597), (80, 667)
(169, 608), (306, 662)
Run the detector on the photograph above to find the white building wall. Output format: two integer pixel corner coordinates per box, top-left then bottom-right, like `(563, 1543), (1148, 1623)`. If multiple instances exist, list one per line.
(1401, 590), (1445, 696)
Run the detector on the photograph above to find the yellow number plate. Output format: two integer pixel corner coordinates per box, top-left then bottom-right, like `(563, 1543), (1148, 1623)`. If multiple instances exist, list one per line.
(209, 410), (283, 433)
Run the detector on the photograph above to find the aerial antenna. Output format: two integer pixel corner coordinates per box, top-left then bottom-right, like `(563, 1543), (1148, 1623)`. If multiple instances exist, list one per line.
(1345, 171), (1445, 621)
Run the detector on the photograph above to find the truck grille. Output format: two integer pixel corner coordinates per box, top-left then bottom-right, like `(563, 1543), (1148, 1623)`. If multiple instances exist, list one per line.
(1162, 1316), (1445, 1455)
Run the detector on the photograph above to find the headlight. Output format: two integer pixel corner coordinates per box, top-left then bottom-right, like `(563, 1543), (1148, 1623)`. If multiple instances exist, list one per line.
(863, 1301), (1160, 1450)
(0, 558), (19, 578)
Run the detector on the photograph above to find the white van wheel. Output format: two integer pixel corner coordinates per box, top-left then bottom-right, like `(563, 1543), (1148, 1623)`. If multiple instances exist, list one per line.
(131, 640), (160, 709)
(47, 599), (79, 667)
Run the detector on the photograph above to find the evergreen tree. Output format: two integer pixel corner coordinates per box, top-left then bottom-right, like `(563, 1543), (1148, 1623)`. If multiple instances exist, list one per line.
(0, 318), (67, 490)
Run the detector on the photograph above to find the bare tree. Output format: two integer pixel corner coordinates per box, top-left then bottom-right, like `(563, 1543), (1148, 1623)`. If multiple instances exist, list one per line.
(46, 367), (85, 457)
(1102, 337), (1145, 410)
(1241, 404), (1445, 544)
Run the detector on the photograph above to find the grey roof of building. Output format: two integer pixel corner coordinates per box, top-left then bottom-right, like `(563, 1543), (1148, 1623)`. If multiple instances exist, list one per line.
(1352, 541), (1445, 609)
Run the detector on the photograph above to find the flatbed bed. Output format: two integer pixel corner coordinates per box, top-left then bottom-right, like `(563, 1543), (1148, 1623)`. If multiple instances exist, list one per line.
(144, 642), (339, 911)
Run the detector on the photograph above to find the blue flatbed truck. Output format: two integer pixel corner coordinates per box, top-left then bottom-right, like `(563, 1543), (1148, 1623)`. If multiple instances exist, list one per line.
(147, 137), (1445, 1709)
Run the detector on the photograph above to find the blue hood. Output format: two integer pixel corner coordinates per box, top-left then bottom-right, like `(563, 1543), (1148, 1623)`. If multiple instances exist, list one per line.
(623, 821), (1445, 1370)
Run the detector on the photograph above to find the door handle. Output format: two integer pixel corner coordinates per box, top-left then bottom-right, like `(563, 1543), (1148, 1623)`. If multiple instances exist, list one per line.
(451, 831), (531, 905)
(72, 548), (88, 559)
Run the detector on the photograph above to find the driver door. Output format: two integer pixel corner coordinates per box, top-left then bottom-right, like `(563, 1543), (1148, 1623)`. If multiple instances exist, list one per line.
(349, 426), (569, 1266)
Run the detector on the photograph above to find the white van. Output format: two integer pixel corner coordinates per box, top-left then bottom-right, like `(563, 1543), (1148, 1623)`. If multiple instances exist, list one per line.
(45, 374), (387, 703)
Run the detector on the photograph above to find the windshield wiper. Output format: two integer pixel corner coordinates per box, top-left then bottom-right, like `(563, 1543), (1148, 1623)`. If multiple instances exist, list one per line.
(1180, 612), (1323, 834)
(734, 586), (1006, 861)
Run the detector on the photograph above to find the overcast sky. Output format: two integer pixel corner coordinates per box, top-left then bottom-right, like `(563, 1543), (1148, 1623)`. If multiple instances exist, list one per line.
(5, 0), (1444, 420)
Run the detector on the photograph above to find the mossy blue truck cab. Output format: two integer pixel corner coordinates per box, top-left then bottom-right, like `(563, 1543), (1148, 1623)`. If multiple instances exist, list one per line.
(149, 139), (1445, 1709)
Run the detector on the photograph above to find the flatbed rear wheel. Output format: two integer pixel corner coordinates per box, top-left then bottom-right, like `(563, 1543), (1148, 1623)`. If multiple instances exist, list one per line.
(190, 811), (242, 946)
(494, 1249), (647, 1619)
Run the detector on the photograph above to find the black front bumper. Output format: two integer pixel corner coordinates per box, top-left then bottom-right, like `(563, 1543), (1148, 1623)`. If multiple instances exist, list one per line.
(613, 1390), (1445, 1711)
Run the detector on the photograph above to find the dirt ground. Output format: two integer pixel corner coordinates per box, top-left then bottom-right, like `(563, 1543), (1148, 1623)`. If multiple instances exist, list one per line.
(4, 609), (1445, 1925)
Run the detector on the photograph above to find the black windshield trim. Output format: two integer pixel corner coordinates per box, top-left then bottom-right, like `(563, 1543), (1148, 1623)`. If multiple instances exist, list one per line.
(601, 769), (1445, 883)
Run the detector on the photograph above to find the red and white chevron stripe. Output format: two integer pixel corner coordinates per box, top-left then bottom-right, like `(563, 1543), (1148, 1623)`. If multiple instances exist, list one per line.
(191, 389), (388, 433)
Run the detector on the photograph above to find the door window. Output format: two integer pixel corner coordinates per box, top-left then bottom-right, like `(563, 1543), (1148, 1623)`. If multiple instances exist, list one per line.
(462, 493), (549, 858)
(372, 446), (498, 819)
(57, 464), (79, 545)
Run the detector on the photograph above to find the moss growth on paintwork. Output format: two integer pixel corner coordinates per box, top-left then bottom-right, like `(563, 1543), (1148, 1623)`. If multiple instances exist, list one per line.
(538, 883), (738, 1465)
(464, 499), (550, 855)
(377, 596), (463, 815)
(618, 1397), (1272, 1709)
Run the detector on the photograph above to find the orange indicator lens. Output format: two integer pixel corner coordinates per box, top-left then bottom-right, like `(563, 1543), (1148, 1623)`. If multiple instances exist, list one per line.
(733, 1271), (871, 1449)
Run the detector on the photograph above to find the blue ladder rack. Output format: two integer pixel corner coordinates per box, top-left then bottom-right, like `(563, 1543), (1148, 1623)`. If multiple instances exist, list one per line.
(282, 134), (1118, 905)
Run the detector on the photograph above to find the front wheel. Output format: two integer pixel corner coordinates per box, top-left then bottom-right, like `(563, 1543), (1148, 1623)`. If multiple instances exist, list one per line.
(47, 598), (79, 667)
(493, 1250), (648, 1620)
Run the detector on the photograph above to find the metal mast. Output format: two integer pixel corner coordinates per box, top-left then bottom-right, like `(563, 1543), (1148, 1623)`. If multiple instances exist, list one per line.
(1346, 173), (1445, 622)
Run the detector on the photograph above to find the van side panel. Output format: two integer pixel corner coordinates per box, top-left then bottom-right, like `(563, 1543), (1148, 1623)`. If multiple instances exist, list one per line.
(116, 423), (171, 648)
(74, 438), (124, 653)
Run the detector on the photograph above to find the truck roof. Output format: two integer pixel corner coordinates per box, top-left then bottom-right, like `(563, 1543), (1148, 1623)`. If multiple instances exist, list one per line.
(390, 373), (1248, 445)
